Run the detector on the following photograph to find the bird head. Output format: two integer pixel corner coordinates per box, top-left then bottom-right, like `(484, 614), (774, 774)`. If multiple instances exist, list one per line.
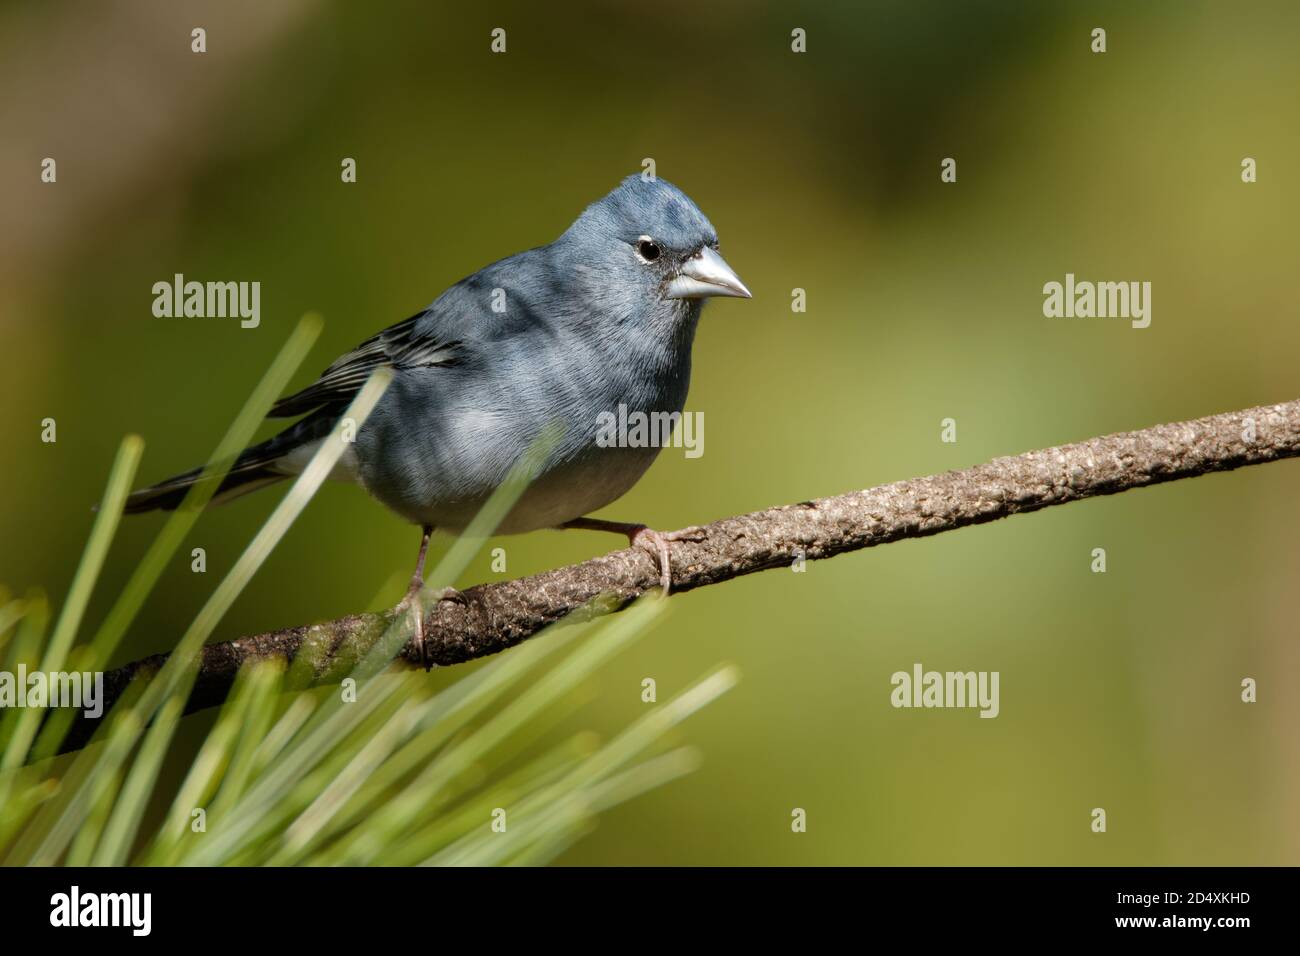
(562, 175), (751, 309)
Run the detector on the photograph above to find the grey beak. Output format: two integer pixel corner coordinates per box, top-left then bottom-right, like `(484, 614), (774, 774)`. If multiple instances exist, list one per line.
(666, 246), (752, 300)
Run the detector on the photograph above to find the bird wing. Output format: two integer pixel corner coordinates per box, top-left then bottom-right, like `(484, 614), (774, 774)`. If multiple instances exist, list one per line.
(268, 311), (463, 418)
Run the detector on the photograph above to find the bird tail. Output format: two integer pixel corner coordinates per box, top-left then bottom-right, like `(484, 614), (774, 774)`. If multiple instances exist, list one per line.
(123, 453), (288, 514)
(123, 412), (335, 514)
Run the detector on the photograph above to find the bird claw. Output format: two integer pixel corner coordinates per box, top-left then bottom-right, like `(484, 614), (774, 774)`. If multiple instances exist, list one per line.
(627, 525), (703, 596)
(396, 581), (467, 671)
(556, 517), (704, 597)
(625, 527), (670, 594)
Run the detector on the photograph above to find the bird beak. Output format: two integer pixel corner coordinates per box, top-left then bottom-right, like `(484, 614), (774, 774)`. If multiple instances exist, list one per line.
(665, 246), (752, 300)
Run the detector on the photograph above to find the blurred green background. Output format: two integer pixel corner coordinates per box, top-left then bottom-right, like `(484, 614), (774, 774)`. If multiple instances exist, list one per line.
(2, 0), (1297, 864)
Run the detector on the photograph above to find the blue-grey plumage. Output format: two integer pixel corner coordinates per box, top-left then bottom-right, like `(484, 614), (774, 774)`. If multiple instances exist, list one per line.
(125, 174), (750, 648)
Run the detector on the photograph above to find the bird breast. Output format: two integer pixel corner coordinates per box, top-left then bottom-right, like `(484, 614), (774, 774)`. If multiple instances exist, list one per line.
(352, 329), (693, 533)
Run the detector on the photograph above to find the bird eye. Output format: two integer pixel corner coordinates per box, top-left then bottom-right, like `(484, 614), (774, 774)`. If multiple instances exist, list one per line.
(636, 238), (661, 262)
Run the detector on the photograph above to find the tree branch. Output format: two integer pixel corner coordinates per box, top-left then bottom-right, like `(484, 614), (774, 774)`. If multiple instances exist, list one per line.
(63, 398), (1300, 755)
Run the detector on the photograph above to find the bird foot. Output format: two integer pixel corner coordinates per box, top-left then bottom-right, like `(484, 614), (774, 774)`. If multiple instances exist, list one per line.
(395, 578), (468, 670)
(627, 525), (705, 596)
(558, 518), (705, 596)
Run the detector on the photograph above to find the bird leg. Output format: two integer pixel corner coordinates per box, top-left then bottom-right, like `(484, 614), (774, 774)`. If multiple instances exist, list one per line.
(557, 517), (705, 595)
(394, 525), (467, 669)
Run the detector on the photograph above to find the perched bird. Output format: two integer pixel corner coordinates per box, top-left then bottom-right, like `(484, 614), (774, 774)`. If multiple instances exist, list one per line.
(125, 174), (750, 659)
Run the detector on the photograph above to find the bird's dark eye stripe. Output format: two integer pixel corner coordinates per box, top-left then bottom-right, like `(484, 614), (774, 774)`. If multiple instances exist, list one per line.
(636, 238), (661, 262)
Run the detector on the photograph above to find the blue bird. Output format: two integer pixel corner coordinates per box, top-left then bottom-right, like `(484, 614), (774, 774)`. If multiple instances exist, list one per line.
(125, 174), (751, 659)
